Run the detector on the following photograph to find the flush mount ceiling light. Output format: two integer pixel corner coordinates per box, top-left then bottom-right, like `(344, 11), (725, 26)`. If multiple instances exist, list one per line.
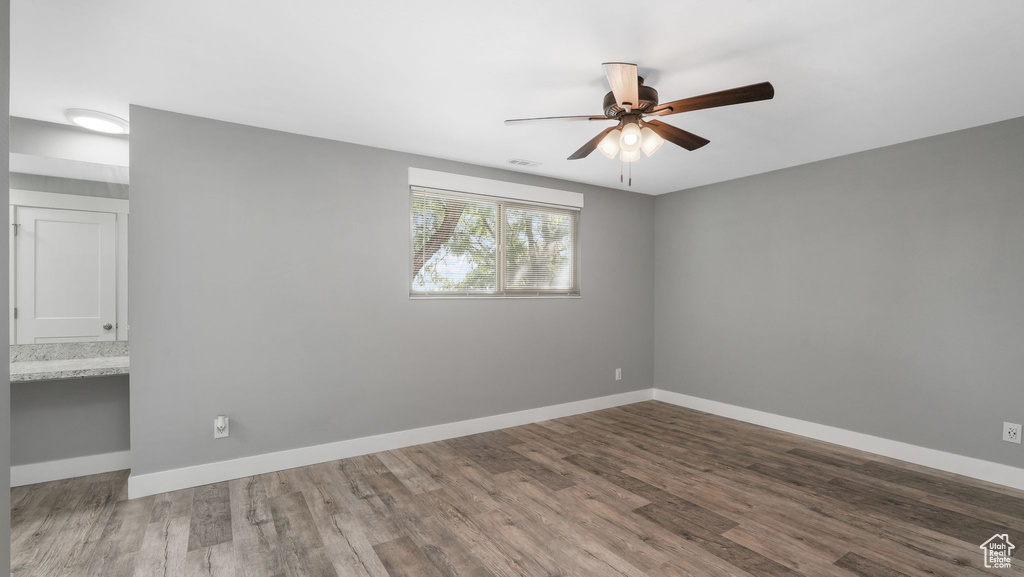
(506, 62), (774, 185)
(64, 109), (129, 134)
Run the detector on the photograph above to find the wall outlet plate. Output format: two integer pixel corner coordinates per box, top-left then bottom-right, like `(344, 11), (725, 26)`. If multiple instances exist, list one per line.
(1003, 422), (1021, 444)
(615, 368), (622, 381)
(215, 416), (230, 439)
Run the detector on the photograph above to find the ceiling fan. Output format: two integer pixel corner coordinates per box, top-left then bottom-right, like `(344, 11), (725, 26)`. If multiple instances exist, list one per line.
(505, 63), (774, 179)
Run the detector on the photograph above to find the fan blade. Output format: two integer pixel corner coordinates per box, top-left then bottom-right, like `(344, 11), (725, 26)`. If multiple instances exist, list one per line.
(603, 62), (640, 112)
(568, 126), (617, 160)
(646, 82), (774, 116)
(504, 115), (611, 124)
(643, 119), (709, 151)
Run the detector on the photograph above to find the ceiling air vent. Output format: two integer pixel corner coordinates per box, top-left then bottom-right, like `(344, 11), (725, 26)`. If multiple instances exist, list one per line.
(507, 158), (542, 168)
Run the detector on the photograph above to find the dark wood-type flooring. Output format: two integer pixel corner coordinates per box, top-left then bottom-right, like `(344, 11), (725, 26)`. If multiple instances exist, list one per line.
(10, 401), (1024, 576)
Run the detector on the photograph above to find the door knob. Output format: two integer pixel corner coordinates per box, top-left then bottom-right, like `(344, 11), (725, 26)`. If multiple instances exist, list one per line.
(103, 323), (113, 330)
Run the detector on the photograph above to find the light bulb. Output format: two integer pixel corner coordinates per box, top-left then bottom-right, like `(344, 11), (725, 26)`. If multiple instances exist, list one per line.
(620, 149), (640, 163)
(598, 129), (621, 159)
(640, 126), (664, 157)
(619, 122), (642, 152)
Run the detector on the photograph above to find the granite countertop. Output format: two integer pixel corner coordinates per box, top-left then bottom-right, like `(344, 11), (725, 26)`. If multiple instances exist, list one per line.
(10, 341), (129, 382)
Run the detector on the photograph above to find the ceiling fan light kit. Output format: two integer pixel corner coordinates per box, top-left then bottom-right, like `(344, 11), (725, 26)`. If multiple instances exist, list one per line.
(597, 120), (664, 162)
(505, 62), (774, 185)
(640, 126), (664, 157)
(620, 149), (641, 163)
(619, 122), (643, 153)
(598, 129), (621, 159)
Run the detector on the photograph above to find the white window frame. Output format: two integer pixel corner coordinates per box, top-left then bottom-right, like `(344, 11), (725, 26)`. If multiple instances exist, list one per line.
(408, 169), (582, 299)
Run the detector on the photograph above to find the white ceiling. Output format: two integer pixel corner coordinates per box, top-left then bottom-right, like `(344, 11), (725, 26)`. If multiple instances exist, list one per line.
(11, 1), (1024, 195)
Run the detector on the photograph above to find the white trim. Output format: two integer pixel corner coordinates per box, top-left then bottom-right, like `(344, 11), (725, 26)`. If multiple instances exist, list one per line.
(128, 389), (652, 499)
(409, 167), (584, 208)
(10, 189), (129, 214)
(11, 450), (131, 487)
(120, 386), (1023, 498)
(653, 389), (1024, 491)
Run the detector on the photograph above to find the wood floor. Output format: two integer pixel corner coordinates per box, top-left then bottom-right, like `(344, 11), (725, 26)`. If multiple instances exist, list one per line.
(11, 401), (1024, 576)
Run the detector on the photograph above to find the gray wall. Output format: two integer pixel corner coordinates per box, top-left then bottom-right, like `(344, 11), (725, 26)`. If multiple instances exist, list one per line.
(654, 116), (1024, 467)
(10, 376), (130, 465)
(130, 106), (654, 476)
(2, 0), (10, 568)
(8, 157), (128, 472)
(10, 116), (128, 166)
(10, 172), (128, 199)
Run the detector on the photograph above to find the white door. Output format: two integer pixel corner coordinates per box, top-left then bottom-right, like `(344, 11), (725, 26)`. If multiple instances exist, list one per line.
(14, 206), (118, 343)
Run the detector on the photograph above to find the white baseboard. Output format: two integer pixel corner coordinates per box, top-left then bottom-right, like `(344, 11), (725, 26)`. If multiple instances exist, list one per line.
(11, 450), (131, 487)
(81, 386), (1022, 498)
(127, 388), (654, 499)
(653, 389), (1024, 491)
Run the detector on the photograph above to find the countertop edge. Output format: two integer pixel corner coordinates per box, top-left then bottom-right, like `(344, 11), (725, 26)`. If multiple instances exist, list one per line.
(10, 366), (130, 383)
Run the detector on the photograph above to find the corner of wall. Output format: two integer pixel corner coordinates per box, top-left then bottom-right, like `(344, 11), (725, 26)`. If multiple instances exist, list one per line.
(2, 0), (12, 568)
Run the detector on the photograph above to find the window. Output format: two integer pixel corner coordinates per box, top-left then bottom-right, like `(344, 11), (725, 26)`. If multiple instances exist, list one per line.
(411, 187), (580, 297)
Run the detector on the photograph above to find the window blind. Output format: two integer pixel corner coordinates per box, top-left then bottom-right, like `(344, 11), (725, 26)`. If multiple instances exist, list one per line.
(503, 203), (578, 293)
(411, 187), (580, 297)
(411, 191), (498, 293)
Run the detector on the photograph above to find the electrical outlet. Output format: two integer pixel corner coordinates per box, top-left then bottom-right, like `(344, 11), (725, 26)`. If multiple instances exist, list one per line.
(615, 368), (622, 381)
(214, 416), (230, 439)
(1004, 422), (1021, 444)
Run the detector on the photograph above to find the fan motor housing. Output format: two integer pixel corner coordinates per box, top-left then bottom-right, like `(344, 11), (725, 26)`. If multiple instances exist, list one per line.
(603, 79), (659, 117)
